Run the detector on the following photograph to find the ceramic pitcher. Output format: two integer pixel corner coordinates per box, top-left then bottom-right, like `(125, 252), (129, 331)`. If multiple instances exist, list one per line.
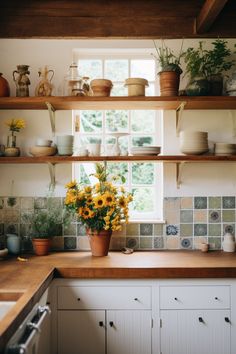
(222, 232), (235, 252)
(13, 65), (30, 97)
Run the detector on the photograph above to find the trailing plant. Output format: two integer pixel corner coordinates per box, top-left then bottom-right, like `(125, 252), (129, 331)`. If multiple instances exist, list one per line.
(152, 40), (184, 74)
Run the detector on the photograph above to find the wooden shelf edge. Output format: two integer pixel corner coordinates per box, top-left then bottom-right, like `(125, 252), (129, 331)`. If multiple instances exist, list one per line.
(1, 155), (236, 164)
(0, 96), (235, 110)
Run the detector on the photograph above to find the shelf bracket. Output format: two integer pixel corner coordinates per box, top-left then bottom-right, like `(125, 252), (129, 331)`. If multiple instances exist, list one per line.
(176, 162), (186, 189)
(45, 101), (56, 136)
(229, 110), (236, 137)
(47, 163), (56, 191)
(176, 101), (186, 137)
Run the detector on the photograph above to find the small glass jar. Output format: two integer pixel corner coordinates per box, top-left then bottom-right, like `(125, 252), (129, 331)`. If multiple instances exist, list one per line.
(64, 62), (84, 96)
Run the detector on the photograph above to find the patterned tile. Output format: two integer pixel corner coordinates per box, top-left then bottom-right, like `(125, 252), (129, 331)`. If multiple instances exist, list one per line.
(166, 224), (179, 236)
(180, 238), (192, 249)
(180, 210), (193, 223)
(154, 224), (164, 236)
(223, 196), (235, 209)
(180, 224), (193, 237)
(140, 224), (153, 236)
(140, 237), (153, 249)
(208, 237), (222, 250)
(126, 237), (139, 249)
(208, 224), (221, 237)
(208, 210), (221, 223)
(5, 197), (20, 209)
(126, 224), (139, 236)
(194, 197), (207, 209)
(194, 210), (207, 223)
(194, 224), (207, 236)
(154, 237), (164, 249)
(222, 210), (235, 222)
(180, 197), (193, 209)
(208, 197), (221, 209)
(64, 236), (76, 250)
(223, 224), (235, 235)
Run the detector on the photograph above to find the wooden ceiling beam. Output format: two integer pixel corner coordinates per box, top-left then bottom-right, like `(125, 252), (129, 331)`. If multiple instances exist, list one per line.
(196, 0), (228, 33)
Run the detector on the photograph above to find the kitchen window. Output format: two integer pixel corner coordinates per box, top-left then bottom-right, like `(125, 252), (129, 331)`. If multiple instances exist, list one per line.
(72, 49), (163, 221)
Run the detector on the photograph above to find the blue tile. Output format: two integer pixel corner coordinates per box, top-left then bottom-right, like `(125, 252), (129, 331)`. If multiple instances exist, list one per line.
(181, 238), (192, 249)
(223, 197), (235, 209)
(194, 197), (207, 209)
(194, 224), (207, 236)
(166, 224), (179, 236)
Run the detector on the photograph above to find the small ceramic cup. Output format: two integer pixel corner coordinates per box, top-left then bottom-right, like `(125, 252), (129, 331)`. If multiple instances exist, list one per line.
(200, 243), (209, 253)
(87, 143), (101, 156)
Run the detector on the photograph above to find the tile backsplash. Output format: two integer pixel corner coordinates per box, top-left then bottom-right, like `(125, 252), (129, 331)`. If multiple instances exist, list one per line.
(0, 196), (235, 252)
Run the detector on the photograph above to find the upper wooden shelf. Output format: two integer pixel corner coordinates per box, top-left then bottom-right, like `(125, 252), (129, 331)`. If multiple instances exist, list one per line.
(1, 155), (236, 164)
(0, 96), (236, 111)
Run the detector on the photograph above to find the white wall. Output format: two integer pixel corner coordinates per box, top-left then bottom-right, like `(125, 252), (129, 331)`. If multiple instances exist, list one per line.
(0, 38), (236, 197)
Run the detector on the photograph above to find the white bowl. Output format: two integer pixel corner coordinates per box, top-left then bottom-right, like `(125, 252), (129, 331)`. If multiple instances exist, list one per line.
(36, 138), (52, 147)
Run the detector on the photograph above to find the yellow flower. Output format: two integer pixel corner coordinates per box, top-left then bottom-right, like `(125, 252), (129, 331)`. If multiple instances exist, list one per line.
(86, 196), (94, 205)
(104, 192), (115, 206)
(94, 195), (105, 208)
(65, 190), (77, 205)
(81, 207), (94, 219)
(65, 180), (77, 189)
(84, 186), (92, 194)
(5, 119), (26, 132)
(118, 196), (126, 208)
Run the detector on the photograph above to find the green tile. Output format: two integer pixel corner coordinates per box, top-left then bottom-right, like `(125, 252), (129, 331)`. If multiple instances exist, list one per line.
(180, 224), (193, 237)
(222, 210), (235, 222)
(140, 237), (153, 249)
(194, 197), (207, 209)
(208, 237), (222, 250)
(126, 223), (139, 236)
(180, 210), (193, 223)
(208, 197), (221, 209)
(194, 224), (207, 236)
(140, 224), (153, 236)
(208, 224), (221, 236)
(154, 237), (164, 249)
(154, 224), (164, 236)
(223, 197), (235, 209)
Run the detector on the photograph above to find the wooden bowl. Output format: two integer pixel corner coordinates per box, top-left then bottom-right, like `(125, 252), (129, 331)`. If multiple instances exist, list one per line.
(29, 146), (57, 157)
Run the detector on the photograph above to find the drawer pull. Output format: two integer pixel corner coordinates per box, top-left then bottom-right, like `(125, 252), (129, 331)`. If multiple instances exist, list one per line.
(174, 297), (178, 301)
(77, 298), (81, 301)
(109, 321), (114, 327)
(225, 317), (230, 323)
(134, 298), (138, 301)
(99, 321), (104, 327)
(215, 297), (219, 300)
(198, 317), (204, 323)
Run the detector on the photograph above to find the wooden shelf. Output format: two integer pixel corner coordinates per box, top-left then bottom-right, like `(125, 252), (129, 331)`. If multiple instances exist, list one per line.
(1, 155), (236, 164)
(0, 96), (236, 110)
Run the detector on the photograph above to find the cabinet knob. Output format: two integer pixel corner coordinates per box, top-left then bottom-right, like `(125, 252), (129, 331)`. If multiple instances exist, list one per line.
(77, 298), (81, 301)
(214, 297), (219, 300)
(225, 317), (230, 323)
(174, 297), (178, 301)
(134, 298), (138, 301)
(198, 317), (204, 323)
(99, 321), (104, 327)
(109, 321), (114, 327)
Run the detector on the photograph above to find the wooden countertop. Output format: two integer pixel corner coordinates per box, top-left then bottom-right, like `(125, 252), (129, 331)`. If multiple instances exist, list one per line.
(1, 250), (236, 351)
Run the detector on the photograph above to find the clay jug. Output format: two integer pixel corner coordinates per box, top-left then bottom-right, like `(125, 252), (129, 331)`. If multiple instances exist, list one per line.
(13, 65), (30, 97)
(35, 66), (54, 96)
(0, 73), (10, 97)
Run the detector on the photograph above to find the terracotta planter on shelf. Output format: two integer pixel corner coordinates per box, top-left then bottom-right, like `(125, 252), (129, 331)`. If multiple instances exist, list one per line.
(158, 71), (180, 96)
(86, 229), (112, 256)
(0, 73), (10, 97)
(32, 238), (51, 256)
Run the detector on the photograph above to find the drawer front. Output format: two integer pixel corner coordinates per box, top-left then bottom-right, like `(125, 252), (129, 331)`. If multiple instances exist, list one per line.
(160, 286), (230, 309)
(58, 286), (151, 310)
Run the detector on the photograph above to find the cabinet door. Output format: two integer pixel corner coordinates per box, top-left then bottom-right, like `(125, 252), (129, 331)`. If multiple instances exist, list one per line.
(57, 310), (105, 354)
(160, 309), (231, 354)
(107, 310), (152, 354)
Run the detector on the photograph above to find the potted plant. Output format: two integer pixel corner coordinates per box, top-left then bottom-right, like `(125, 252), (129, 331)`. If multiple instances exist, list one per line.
(65, 163), (133, 256)
(152, 40), (184, 96)
(183, 39), (235, 96)
(23, 198), (69, 256)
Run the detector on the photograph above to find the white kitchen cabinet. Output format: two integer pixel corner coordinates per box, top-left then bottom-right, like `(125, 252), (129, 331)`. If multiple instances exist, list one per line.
(159, 282), (233, 354)
(53, 279), (153, 354)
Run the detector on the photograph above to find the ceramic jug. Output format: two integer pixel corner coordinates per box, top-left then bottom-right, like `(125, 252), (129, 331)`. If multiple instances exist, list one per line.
(0, 73), (10, 97)
(35, 66), (54, 96)
(225, 71), (236, 96)
(222, 232), (235, 252)
(13, 65), (30, 97)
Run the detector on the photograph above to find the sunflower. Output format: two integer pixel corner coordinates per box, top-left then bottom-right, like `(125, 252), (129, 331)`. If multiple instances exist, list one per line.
(65, 180), (77, 189)
(84, 186), (92, 194)
(104, 192), (115, 206)
(118, 196), (126, 208)
(80, 207), (94, 219)
(94, 194), (105, 208)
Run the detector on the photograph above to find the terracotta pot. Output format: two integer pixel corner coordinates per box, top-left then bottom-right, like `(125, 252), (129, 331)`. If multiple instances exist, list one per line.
(0, 73), (10, 97)
(90, 79), (113, 97)
(159, 71), (180, 96)
(86, 229), (112, 256)
(32, 238), (51, 256)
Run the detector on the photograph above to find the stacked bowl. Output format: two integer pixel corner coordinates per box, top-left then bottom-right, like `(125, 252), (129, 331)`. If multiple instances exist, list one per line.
(214, 143), (236, 156)
(56, 135), (74, 156)
(180, 131), (209, 155)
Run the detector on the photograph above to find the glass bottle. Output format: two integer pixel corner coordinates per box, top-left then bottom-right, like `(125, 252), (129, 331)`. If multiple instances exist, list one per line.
(64, 62), (84, 96)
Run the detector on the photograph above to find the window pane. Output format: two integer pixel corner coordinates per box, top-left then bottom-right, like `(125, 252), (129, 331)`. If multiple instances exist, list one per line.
(80, 164), (91, 184)
(132, 136), (153, 146)
(132, 163), (154, 185)
(107, 163), (128, 184)
(131, 187), (154, 212)
(131, 110), (155, 133)
(105, 110), (128, 132)
(78, 60), (102, 79)
(80, 136), (102, 144)
(111, 84), (127, 96)
(104, 60), (128, 81)
(131, 60), (155, 81)
(80, 110), (102, 132)
(146, 83), (155, 96)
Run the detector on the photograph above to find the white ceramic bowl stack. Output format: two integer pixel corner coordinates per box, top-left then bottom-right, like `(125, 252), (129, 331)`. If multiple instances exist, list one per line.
(180, 131), (209, 155)
(56, 135), (74, 156)
(214, 143), (236, 156)
(130, 146), (161, 155)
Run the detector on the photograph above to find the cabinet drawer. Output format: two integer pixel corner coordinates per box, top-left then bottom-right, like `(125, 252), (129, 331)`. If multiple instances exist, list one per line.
(58, 286), (151, 310)
(160, 286), (230, 309)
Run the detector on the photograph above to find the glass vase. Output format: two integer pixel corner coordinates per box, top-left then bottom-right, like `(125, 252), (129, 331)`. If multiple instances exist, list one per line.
(7, 134), (16, 148)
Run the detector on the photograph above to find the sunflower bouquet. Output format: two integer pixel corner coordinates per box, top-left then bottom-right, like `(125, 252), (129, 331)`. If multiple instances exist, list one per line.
(5, 118), (26, 133)
(65, 163), (133, 232)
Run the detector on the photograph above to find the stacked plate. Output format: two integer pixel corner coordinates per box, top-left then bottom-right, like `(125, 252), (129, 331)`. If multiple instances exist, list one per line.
(180, 131), (209, 155)
(130, 146), (161, 156)
(214, 143), (236, 156)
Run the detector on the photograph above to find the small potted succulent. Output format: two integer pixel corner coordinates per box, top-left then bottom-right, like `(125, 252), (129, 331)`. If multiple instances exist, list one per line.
(152, 40), (184, 96)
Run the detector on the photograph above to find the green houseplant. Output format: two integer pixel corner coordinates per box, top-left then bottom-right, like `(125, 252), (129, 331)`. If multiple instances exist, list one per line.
(152, 40), (184, 96)
(23, 198), (69, 256)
